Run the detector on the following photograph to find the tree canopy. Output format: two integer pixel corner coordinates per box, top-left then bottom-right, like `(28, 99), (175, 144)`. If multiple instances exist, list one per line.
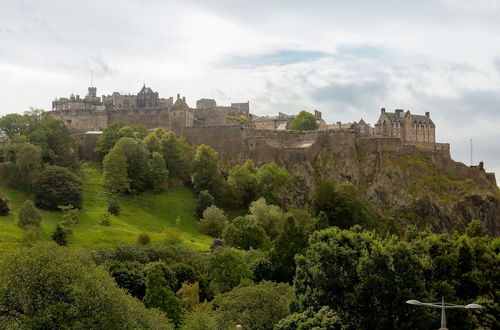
(289, 110), (319, 131)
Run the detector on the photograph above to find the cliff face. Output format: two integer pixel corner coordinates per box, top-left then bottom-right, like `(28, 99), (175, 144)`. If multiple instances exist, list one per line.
(283, 151), (500, 236)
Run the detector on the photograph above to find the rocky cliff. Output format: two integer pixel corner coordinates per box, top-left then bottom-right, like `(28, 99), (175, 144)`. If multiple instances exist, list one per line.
(283, 151), (500, 236)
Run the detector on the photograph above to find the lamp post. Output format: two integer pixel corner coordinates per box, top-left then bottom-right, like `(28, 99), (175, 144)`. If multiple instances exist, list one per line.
(406, 297), (483, 330)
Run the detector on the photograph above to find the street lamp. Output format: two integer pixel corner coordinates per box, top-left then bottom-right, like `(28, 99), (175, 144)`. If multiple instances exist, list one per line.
(406, 297), (483, 330)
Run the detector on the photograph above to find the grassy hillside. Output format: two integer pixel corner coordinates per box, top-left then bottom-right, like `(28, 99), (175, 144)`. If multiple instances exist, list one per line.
(0, 163), (212, 252)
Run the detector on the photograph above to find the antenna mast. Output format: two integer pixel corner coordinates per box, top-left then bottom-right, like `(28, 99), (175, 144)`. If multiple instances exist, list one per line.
(91, 70), (93, 87)
(470, 138), (473, 166)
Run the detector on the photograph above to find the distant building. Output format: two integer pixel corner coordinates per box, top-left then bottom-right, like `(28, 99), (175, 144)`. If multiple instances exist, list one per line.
(374, 108), (435, 143)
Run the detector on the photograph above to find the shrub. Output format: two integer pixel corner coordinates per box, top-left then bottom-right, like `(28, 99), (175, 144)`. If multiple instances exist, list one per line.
(22, 225), (41, 246)
(199, 206), (227, 238)
(17, 200), (41, 229)
(100, 213), (111, 226)
(195, 190), (214, 219)
(51, 224), (67, 246)
(0, 196), (10, 216)
(137, 233), (151, 245)
(35, 166), (83, 210)
(107, 198), (121, 215)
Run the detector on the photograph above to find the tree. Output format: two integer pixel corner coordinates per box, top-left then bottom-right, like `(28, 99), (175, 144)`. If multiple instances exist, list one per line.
(144, 128), (193, 183)
(150, 151), (168, 191)
(176, 282), (200, 312)
(289, 110), (319, 131)
(195, 190), (215, 219)
(35, 166), (83, 210)
(109, 137), (154, 193)
(270, 216), (307, 283)
(208, 247), (251, 294)
(192, 144), (222, 195)
(199, 205), (227, 238)
(106, 260), (147, 299)
(256, 163), (293, 205)
(0, 110), (78, 167)
(8, 142), (42, 190)
(0, 196), (11, 216)
(313, 182), (375, 229)
(94, 121), (126, 159)
(213, 281), (294, 330)
(137, 233), (151, 245)
(17, 200), (41, 229)
(222, 216), (269, 250)
(107, 197), (121, 215)
(0, 242), (171, 329)
(0, 113), (27, 140)
(311, 211), (329, 232)
(103, 147), (130, 193)
(227, 159), (258, 207)
(51, 224), (67, 246)
(248, 198), (287, 239)
(276, 307), (344, 330)
(143, 263), (182, 326)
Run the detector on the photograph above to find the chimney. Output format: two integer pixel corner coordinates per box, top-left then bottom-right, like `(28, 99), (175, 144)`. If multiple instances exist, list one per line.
(183, 96), (186, 102)
(381, 107), (386, 113)
(177, 93), (180, 100)
(425, 112), (430, 117)
(395, 109), (403, 117)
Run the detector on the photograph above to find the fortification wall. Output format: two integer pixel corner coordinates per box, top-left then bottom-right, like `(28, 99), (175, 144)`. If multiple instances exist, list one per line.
(49, 109), (108, 133)
(107, 107), (170, 130)
(183, 125), (246, 156)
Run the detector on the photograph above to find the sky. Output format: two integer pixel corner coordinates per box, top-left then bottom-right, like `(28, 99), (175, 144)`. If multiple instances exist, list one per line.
(1, 0), (499, 175)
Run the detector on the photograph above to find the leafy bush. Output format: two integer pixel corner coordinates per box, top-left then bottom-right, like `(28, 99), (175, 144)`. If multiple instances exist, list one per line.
(51, 224), (67, 246)
(107, 197), (121, 215)
(17, 200), (41, 229)
(195, 190), (214, 219)
(34, 166), (83, 210)
(0, 196), (10, 216)
(199, 206), (227, 238)
(222, 216), (269, 250)
(137, 233), (151, 245)
(0, 242), (171, 329)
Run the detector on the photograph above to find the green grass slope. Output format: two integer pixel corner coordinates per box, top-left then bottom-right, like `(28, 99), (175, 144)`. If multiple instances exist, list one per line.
(0, 164), (212, 252)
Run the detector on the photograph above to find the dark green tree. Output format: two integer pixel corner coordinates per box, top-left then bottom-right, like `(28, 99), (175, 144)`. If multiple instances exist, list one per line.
(106, 260), (147, 299)
(195, 190), (215, 219)
(142, 263), (182, 326)
(311, 211), (329, 232)
(222, 216), (269, 250)
(270, 216), (307, 283)
(289, 110), (319, 131)
(208, 247), (251, 294)
(0, 196), (11, 216)
(35, 166), (83, 210)
(51, 224), (68, 246)
(313, 182), (375, 229)
(107, 197), (121, 215)
(17, 200), (41, 229)
(94, 121), (126, 159)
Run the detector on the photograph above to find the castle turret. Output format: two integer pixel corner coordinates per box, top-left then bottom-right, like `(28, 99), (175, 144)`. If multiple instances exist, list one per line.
(88, 87), (97, 98)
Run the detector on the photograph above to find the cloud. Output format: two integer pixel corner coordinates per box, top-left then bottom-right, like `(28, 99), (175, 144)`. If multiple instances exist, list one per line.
(222, 50), (331, 68)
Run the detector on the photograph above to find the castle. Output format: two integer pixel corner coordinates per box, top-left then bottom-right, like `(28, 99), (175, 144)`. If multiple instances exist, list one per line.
(49, 84), (496, 186)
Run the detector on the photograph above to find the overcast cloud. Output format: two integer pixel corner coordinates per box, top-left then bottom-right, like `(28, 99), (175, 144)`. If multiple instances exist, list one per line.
(1, 0), (499, 175)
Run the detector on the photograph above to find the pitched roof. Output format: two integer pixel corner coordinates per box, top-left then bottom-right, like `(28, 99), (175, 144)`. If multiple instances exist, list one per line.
(382, 111), (434, 126)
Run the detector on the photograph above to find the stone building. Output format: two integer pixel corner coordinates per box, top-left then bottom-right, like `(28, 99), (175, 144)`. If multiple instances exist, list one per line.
(374, 108), (435, 143)
(52, 87), (102, 111)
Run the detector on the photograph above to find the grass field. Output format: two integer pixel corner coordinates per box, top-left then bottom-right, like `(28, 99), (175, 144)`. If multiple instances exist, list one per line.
(0, 163), (212, 252)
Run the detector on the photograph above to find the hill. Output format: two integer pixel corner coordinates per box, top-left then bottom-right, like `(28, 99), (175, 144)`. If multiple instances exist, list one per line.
(286, 151), (500, 235)
(0, 163), (212, 252)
